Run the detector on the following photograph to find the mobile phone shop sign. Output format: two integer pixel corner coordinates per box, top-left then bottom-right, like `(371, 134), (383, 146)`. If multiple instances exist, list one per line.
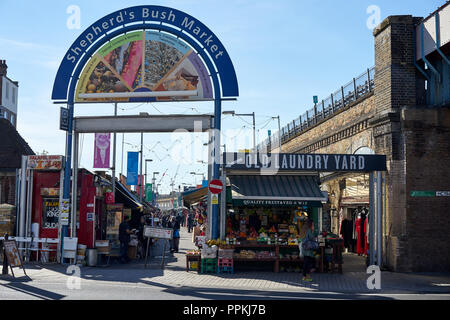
(223, 153), (387, 172)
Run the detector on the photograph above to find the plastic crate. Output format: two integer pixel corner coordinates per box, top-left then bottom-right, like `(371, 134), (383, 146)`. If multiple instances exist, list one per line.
(201, 263), (218, 274)
(218, 249), (234, 259)
(201, 258), (217, 265)
(217, 258), (233, 267)
(217, 266), (234, 274)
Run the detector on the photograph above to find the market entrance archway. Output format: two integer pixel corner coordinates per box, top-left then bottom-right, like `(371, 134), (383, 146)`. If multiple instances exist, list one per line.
(52, 6), (239, 259)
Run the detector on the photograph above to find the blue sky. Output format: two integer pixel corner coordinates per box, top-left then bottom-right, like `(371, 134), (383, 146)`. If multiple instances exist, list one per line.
(0, 0), (443, 194)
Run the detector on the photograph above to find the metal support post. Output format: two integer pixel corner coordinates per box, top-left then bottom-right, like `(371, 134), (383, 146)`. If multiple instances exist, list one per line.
(376, 171), (382, 267)
(211, 96), (222, 240)
(112, 103), (117, 199)
(71, 132), (79, 238)
(139, 132), (143, 202)
(369, 172), (375, 266)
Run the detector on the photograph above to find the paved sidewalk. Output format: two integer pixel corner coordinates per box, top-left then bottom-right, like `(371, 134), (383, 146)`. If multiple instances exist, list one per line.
(1, 227), (449, 298)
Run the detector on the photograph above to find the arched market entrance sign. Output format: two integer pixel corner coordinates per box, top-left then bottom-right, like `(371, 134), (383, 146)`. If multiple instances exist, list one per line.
(52, 6), (239, 244)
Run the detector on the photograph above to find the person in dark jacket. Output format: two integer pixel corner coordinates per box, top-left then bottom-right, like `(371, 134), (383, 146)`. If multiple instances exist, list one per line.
(170, 216), (181, 253)
(187, 212), (193, 233)
(119, 215), (133, 263)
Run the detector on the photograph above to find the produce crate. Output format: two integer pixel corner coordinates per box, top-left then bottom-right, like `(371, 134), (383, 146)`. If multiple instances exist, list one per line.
(217, 265), (234, 274)
(217, 258), (233, 268)
(218, 249), (234, 259)
(200, 258), (218, 274)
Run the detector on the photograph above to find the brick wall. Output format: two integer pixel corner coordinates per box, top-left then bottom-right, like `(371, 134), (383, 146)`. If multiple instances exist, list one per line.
(402, 106), (450, 271)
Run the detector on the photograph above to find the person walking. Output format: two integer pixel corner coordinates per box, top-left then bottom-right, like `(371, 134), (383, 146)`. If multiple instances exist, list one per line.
(119, 215), (133, 263)
(302, 219), (317, 282)
(170, 216), (181, 253)
(187, 212), (193, 233)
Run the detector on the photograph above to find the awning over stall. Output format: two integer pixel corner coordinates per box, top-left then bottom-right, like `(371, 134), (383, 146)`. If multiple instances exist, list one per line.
(115, 180), (144, 211)
(229, 174), (327, 207)
(182, 186), (208, 207)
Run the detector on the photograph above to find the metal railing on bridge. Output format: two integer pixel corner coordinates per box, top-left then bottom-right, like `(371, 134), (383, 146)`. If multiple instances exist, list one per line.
(259, 67), (375, 151)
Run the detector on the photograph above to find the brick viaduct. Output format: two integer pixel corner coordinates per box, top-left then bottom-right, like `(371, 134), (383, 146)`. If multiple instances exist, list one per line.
(269, 16), (450, 272)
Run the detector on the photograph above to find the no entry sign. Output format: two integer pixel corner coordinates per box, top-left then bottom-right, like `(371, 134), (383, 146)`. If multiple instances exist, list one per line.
(209, 179), (223, 194)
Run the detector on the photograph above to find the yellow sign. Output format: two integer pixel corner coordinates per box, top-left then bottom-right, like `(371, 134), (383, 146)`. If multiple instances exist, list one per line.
(211, 194), (218, 205)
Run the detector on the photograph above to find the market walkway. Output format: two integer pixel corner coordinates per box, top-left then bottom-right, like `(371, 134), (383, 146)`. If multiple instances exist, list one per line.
(1, 228), (449, 299)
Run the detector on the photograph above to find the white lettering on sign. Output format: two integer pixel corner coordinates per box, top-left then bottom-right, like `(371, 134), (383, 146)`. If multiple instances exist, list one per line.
(436, 191), (450, 197)
(67, 8), (225, 64)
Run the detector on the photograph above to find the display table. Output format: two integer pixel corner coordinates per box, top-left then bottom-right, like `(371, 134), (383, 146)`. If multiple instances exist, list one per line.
(220, 242), (343, 273)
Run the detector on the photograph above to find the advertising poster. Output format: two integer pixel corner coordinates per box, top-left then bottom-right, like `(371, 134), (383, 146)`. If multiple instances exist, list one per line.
(75, 31), (212, 102)
(42, 198), (60, 229)
(126, 152), (139, 185)
(3, 240), (22, 267)
(93, 133), (111, 168)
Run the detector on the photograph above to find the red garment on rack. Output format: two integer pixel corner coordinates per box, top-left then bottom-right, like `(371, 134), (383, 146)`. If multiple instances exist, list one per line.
(364, 219), (368, 255)
(356, 217), (364, 255)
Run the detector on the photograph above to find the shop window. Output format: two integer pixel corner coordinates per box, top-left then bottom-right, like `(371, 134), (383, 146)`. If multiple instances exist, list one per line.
(42, 198), (60, 229)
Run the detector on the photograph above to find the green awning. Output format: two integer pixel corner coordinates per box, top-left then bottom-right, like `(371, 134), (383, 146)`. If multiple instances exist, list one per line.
(229, 175), (326, 207)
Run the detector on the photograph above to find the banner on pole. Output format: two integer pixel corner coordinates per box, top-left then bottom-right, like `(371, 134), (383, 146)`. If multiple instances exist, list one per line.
(126, 152), (139, 185)
(93, 133), (111, 168)
(145, 183), (153, 201)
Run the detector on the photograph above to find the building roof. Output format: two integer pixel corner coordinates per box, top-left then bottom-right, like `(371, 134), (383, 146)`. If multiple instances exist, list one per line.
(0, 118), (34, 169)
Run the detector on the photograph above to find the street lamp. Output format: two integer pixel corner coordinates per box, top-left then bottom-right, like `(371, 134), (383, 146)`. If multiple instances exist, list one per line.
(272, 115), (281, 151)
(190, 172), (205, 185)
(144, 159), (153, 186)
(223, 110), (256, 150)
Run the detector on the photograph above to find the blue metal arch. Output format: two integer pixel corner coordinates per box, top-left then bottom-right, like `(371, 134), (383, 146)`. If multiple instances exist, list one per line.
(52, 5), (239, 100)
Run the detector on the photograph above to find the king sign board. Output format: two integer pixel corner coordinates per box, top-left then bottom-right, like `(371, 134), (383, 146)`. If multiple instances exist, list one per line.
(52, 6), (239, 102)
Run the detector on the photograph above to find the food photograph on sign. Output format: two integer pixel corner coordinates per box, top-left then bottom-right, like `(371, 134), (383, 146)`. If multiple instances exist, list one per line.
(75, 31), (212, 102)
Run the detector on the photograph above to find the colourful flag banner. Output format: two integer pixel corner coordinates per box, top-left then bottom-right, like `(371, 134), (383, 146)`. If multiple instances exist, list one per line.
(93, 133), (111, 168)
(126, 152), (139, 185)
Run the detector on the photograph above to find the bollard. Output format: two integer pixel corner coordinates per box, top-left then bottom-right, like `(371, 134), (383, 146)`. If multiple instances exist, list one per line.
(2, 233), (8, 275)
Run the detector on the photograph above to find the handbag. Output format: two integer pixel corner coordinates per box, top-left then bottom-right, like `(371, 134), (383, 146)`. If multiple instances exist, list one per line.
(173, 229), (180, 238)
(302, 239), (319, 251)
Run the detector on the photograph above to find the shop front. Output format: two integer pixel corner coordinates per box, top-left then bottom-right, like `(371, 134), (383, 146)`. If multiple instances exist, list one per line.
(216, 173), (344, 273)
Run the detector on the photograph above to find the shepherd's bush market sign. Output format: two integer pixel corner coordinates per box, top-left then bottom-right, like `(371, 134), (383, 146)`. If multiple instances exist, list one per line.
(52, 5), (239, 100)
(224, 153), (387, 172)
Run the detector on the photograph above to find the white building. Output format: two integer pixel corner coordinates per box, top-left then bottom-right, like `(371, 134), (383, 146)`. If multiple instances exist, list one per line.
(0, 60), (18, 127)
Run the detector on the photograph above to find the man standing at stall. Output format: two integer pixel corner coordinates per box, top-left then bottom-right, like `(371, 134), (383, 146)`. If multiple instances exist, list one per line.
(119, 215), (133, 263)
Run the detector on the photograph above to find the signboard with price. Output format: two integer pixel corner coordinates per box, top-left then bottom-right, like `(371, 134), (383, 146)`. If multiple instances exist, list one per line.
(143, 227), (173, 239)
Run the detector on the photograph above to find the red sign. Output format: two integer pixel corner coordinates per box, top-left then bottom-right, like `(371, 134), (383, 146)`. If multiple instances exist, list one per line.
(105, 192), (115, 204)
(209, 179), (223, 194)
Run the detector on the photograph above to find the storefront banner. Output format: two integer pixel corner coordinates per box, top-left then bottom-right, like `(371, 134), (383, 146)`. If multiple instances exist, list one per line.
(27, 155), (63, 170)
(232, 199), (323, 207)
(93, 133), (111, 168)
(126, 152), (139, 185)
(223, 152), (387, 172)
